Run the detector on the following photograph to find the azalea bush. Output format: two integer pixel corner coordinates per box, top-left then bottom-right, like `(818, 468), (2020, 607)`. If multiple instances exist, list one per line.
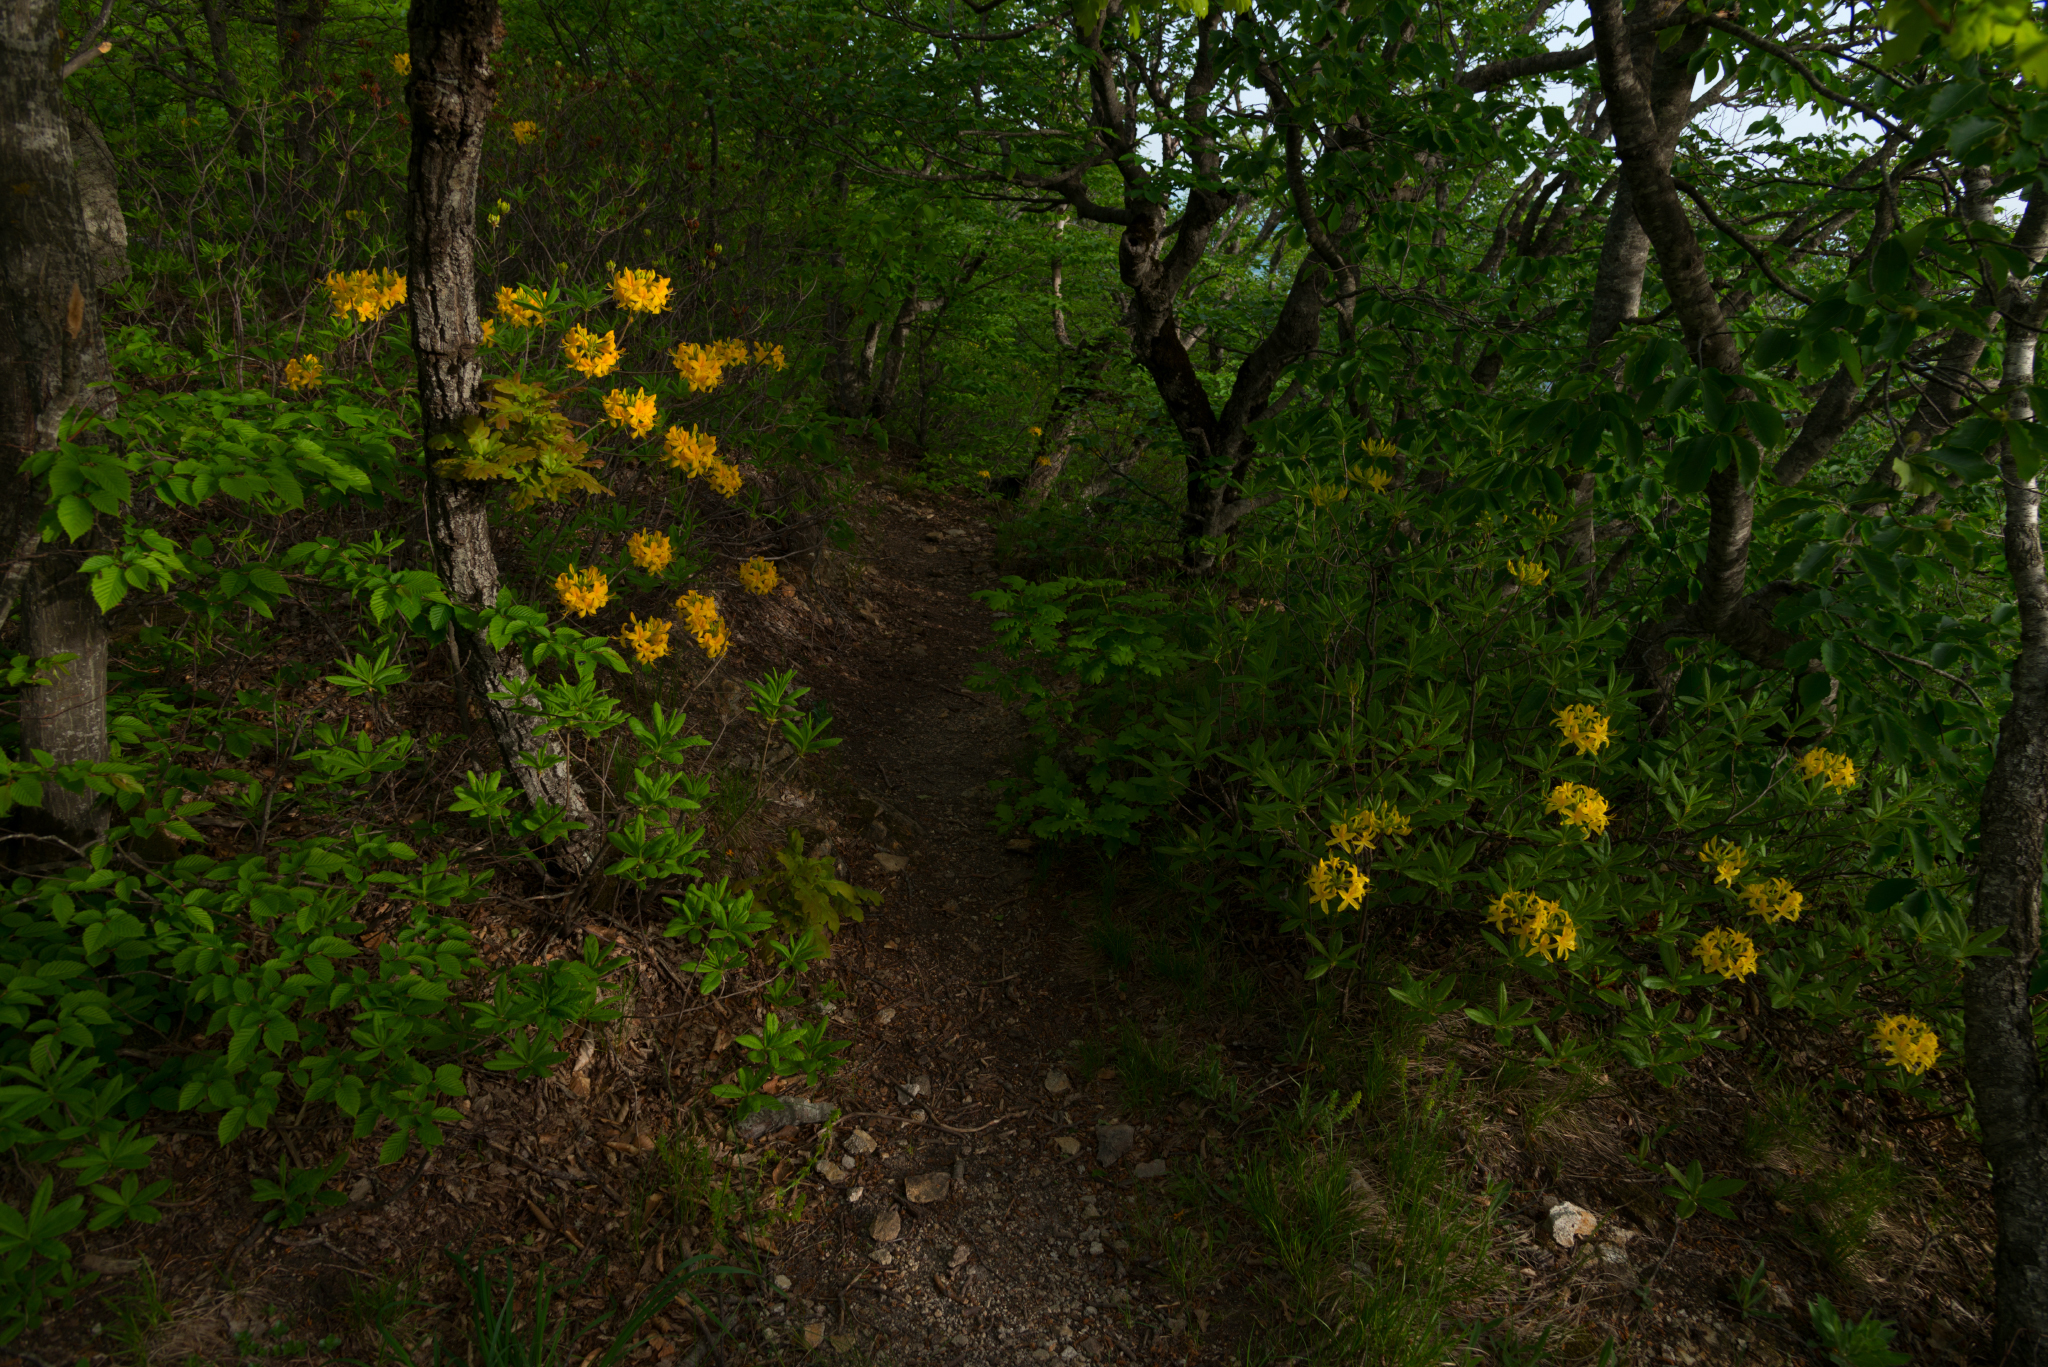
(976, 423), (2009, 1099)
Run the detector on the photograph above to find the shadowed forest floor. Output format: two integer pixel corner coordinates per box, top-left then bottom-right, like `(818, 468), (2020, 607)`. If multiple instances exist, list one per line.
(16, 467), (2003, 1367)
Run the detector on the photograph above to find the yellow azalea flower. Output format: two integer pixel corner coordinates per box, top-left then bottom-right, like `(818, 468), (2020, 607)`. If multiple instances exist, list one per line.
(512, 120), (541, 145)
(1870, 1014), (1939, 1074)
(1035, 456), (1052, 467)
(282, 354), (323, 390)
(612, 267), (672, 315)
(1794, 747), (1858, 793)
(620, 614), (671, 665)
(707, 460), (742, 498)
(1692, 927), (1758, 981)
(1545, 781), (1610, 838)
(978, 469), (991, 479)
(626, 529), (673, 576)
(663, 425), (719, 477)
(495, 284), (545, 327)
(603, 386), (658, 438)
(486, 198), (510, 231)
(553, 565), (609, 618)
(562, 325), (620, 379)
(751, 341), (786, 370)
(391, 52), (410, 76)
(1739, 877), (1803, 924)
(1696, 837), (1747, 888)
(738, 556), (779, 595)
(1328, 800), (1410, 856)
(1364, 467), (1392, 495)
(1307, 483), (1348, 508)
(670, 340), (731, 391)
(1553, 704), (1612, 757)
(478, 318), (498, 347)
(1485, 889), (1576, 961)
(675, 590), (727, 659)
(1359, 437), (1397, 462)
(1507, 558), (1549, 589)
(1029, 426), (1043, 437)
(1306, 856), (1368, 914)
(325, 268), (406, 324)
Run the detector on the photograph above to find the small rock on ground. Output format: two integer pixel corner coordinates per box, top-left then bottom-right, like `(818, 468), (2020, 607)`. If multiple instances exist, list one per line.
(736, 1097), (836, 1140)
(1134, 1159), (1168, 1179)
(1548, 1201), (1599, 1248)
(905, 1172), (950, 1203)
(1044, 1069), (1070, 1094)
(1096, 1123), (1135, 1165)
(843, 1128), (877, 1155)
(871, 1207), (902, 1242)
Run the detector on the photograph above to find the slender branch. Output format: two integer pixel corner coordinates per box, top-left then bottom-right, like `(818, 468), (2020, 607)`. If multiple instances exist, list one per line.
(1672, 178), (1816, 304)
(1700, 16), (1902, 134)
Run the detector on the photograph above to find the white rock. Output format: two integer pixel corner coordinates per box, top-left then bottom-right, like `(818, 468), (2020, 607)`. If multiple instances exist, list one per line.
(1044, 1069), (1071, 1094)
(1547, 1202), (1599, 1248)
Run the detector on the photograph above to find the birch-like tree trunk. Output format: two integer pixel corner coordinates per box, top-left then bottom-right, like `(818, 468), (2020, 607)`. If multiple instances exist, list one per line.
(405, 0), (600, 872)
(1966, 266), (2048, 1367)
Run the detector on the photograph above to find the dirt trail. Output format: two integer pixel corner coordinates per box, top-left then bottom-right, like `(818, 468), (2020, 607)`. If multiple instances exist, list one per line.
(772, 487), (1206, 1366)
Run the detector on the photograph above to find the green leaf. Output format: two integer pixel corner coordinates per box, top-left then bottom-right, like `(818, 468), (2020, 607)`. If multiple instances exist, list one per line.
(56, 495), (94, 541)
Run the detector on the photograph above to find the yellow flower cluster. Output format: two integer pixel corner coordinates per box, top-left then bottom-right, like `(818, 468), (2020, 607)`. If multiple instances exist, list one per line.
(620, 614), (671, 665)
(325, 268), (406, 323)
(1484, 889), (1577, 961)
(1870, 1014), (1939, 1074)
(1794, 747), (1858, 792)
(627, 529), (673, 576)
(676, 590), (728, 659)
(707, 460), (742, 497)
(1546, 781), (1610, 838)
(1306, 856), (1369, 914)
(1507, 559), (1550, 589)
(751, 341), (787, 370)
(603, 386), (659, 438)
(1740, 877), (1803, 924)
(1307, 483), (1348, 509)
(1553, 704), (1611, 757)
(1696, 837), (1747, 887)
(390, 52), (410, 75)
(1362, 467), (1393, 495)
(282, 354), (323, 390)
(1328, 800), (1410, 856)
(612, 268), (672, 315)
(495, 284), (545, 327)
(512, 120), (541, 145)
(554, 565), (610, 618)
(1359, 437), (1398, 462)
(1692, 927), (1758, 981)
(563, 326), (621, 379)
(738, 556), (779, 595)
(670, 338), (752, 392)
(479, 319), (498, 347)
(663, 425), (718, 476)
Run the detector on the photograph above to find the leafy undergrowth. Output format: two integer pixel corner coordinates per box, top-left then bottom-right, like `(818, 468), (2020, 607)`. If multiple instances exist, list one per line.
(1067, 871), (1994, 1367)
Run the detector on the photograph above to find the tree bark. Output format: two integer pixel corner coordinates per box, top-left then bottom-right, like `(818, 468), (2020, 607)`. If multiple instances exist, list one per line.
(1965, 266), (2048, 1367)
(405, 0), (600, 872)
(2, 0), (115, 849)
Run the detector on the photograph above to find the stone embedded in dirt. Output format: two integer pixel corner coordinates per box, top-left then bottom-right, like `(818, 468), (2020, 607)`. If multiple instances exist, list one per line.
(1056, 1136), (1081, 1157)
(349, 1176), (373, 1203)
(1547, 1202), (1599, 1248)
(848, 1186), (864, 1203)
(844, 1128), (877, 1155)
(1006, 837), (1034, 851)
(803, 1323), (826, 1349)
(905, 1171), (951, 1203)
(876, 1007), (897, 1024)
(898, 1075), (930, 1102)
(871, 1207), (902, 1242)
(1133, 1159), (1168, 1179)
(950, 1243), (971, 1268)
(1096, 1124), (1135, 1166)
(1044, 1069), (1071, 1094)
(875, 851), (908, 872)
(736, 1096), (836, 1140)
(866, 818), (889, 842)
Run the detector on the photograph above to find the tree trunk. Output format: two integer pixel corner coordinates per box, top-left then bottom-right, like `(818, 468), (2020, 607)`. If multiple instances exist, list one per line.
(275, 0), (328, 172)
(2, 0), (116, 849)
(405, 0), (600, 872)
(1966, 269), (2048, 1367)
